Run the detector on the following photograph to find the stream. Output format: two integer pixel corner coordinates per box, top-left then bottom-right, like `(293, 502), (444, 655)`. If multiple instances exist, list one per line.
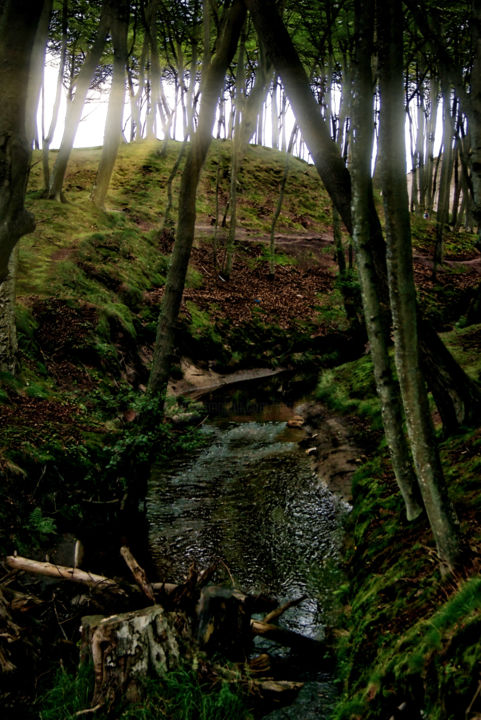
(146, 378), (350, 718)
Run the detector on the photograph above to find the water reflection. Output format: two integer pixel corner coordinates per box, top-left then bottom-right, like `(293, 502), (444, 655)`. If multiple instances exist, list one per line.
(147, 413), (346, 639)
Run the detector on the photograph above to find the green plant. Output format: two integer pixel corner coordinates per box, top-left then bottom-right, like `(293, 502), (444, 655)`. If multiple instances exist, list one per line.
(38, 663), (94, 720)
(26, 507), (57, 543)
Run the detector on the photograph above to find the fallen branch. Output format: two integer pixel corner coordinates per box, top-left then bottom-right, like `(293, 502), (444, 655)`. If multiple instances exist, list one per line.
(263, 595), (307, 624)
(251, 619), (323, 654)
(6, 556), (128, 596)
(120, 546), (155, 603)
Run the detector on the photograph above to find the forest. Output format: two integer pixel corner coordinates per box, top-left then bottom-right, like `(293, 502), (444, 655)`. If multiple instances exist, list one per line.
(2, 0), (481, 718)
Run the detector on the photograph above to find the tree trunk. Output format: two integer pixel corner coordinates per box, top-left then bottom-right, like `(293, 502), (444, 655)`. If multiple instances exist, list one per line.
(223, 30), (246, 279)
(0, 0), (47, 372)
(0, 0), (44, 280)
(349, 0), (422, 522)
(424, 77), (439, 216)
(470, 0), (481, 239)
(433, 78), (454, 277)
(268, 124), (298, 279)
(146, 1), (247, 407)
(0, 250), (18, 374)
(25, 0), (53, 145)
(418, 316), (481, 433)
(91, 0), (129, 209)
(48, 0), (110, 201)
(377, 0), (462, 572)
(42, 0), (68, 191)
(128, 33), (148, 142)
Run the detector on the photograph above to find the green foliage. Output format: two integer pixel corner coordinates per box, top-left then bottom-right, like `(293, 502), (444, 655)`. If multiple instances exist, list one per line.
(26, 507), (57, 545)
(38, 663), (250, 720)
(315, 354), (381, 427)
(119, 667), (249, 720)
(38, 664), (94, 720)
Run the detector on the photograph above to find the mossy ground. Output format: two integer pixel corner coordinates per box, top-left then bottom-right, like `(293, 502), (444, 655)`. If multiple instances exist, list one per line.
(314, 325), (481, 720)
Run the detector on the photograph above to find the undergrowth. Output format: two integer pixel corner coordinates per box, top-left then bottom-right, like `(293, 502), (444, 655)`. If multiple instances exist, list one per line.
(38, 662), (250, 720)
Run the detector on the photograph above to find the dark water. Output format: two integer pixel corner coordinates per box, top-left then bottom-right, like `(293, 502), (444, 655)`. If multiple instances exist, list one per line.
(146, 382), (348, 716)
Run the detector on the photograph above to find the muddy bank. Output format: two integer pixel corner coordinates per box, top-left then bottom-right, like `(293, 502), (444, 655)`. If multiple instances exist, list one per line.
(168, 358), (363, 503)
(168, 357), (287, 399)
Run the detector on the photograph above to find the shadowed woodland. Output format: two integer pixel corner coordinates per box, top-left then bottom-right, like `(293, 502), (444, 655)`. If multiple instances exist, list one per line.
(2, 1), (481, 718)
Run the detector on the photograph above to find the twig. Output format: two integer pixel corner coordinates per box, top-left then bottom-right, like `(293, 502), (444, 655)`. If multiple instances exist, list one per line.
(465, 678), (481, 718)
(75, 703), (104, 717)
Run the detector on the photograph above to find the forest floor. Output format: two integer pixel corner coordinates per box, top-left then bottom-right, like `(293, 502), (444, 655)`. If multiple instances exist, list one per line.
(2, 140), (481, 718)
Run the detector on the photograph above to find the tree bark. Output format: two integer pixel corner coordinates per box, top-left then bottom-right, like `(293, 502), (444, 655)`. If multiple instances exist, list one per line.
(25, 0), (53, 145)
(91, 0), (129, 209)
(223, 29), (246, 279)
(0, 0), (44, 279)
(48, 0), (110, 201)
(42, 0), (68, 191)
(349, 0), (422, 521)
(147, 0), (247, 405)
(0, 0), (45, 373)
(377, 0), (462, 572)
(469, 0), (481, 238)
(0, 250), (18, 374)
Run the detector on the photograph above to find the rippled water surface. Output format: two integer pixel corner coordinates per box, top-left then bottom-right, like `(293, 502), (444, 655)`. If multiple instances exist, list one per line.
(147, 388), (348, 641)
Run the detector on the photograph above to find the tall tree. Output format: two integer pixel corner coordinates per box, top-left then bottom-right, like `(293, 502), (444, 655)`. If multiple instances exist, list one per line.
(376, 0), (462, 571)
(146, 0), (246, 407)
(48, 0), (110, 200)
(350, 0), (422, 521)
(0, 0), (46, 372)
(91, 0), (129, 209)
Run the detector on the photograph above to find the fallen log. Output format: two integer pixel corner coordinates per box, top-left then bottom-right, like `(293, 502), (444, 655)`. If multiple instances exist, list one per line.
(5, 556), (129, 596)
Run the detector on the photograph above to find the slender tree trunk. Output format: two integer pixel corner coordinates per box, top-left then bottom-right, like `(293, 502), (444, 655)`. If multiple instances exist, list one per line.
(43, 0), (68, 191)
(25, 0), (53, 145)
(433, 79), (454, 277)
(128, 33), (148, 142)
(239, 45), (272, 147)
(425, 77), (439, 215)
(350, 0), (422, 521)
(268, 124), (298, 279)
(91, 0), (129, 209)
(377, 0), (462, 572)
(48, 0), (110, 201)
(146, 1), (247, 407)
(223, 30), (246, 279)
(271, 77), (279, 149)
(470, 0), (481, 239)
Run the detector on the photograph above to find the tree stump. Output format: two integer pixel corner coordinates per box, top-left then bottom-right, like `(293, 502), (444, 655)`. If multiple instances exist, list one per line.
(80, 605), (192, 708)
